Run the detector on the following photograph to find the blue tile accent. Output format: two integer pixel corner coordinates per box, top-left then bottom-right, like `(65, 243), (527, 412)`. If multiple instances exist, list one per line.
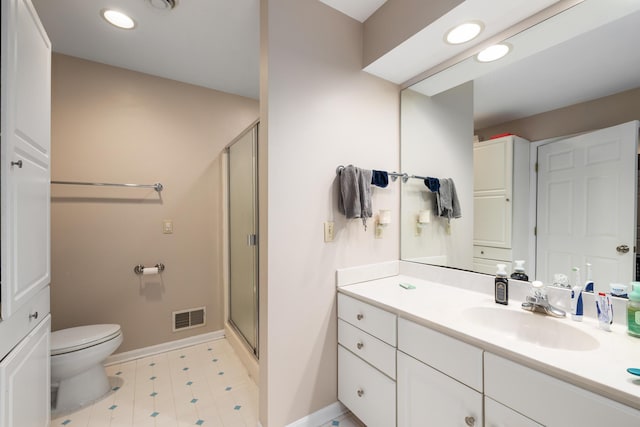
(225, 386), (232, 391)
(150, 376), (157, 380)
(150, 392), (158, 397)
(332, 421), (340, 426)
(186, 381), (193, 386)
(218, 371), (224, 376)
(61, 420), (71, 425)
(191, 398), (198, 404)
(195, 420), (205, 426)
(182, 367), (189, 371)
(150, 412), (159, 417)
(234, 405), (241, 411)
(109, 405), (118, 410)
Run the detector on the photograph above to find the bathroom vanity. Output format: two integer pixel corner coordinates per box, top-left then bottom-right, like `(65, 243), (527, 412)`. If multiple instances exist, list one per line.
(337, 263), (640, 427)
(0, 0), (52, 426)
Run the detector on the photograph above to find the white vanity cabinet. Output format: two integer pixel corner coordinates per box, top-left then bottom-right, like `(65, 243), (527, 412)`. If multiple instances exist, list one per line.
(0, 0), (52, 425)
(473, 135), (530, 274)
(485, 353), (640, 426)
(337, 294), (397, 427)
(397, 318), (483, 426)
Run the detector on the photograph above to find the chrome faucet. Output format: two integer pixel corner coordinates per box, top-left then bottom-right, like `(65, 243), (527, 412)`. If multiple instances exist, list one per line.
(521, 280), (566, 318)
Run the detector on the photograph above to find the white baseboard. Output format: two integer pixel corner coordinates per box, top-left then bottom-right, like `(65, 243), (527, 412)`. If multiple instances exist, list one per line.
(286, 401), (348, 427)
(104, 329), (225, 366)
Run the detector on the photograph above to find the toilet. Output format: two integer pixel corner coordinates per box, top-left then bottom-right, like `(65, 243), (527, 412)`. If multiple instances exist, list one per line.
(51, 324), (123, 413)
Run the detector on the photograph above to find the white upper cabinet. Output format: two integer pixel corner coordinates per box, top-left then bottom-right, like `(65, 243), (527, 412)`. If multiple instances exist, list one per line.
(1, 0), (52, 318)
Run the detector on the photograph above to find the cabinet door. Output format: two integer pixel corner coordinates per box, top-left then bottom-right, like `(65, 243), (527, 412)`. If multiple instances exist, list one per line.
(0, 0), (51, 318)
(0, 314), (51, 427)
(474, 138), (513, 248)
(397, 351), (482, 427)
(485, 397), (542, 427)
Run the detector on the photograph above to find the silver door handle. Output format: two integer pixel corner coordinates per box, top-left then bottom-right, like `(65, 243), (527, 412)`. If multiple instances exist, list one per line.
(247, 234), (257, 246)
(11, 160), (23, 168)
(617, 245), (630, 254)
(356, 388), (364, 397)
(465, 416), (475, 426)
(356, 341), (363, 350)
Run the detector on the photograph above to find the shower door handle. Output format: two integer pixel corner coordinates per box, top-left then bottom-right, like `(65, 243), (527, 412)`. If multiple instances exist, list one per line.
(247, 234), (257, 246)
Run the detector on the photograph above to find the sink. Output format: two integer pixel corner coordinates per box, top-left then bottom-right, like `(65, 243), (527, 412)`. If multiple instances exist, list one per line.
(463, 306), (600, 351)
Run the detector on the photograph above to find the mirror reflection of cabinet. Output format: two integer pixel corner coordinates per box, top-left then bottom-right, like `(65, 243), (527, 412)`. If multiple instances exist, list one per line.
(473, 135), (529, 275)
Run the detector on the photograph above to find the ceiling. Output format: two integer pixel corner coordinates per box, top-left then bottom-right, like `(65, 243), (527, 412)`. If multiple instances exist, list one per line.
(32, 0), (260, 99)
(32, 0), (640, 130)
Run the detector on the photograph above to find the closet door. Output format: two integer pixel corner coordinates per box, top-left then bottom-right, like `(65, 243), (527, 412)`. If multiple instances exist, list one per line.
(1, 0), (51, 319)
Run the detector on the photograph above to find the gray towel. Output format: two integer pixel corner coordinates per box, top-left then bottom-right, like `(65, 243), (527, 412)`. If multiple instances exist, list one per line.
(338, 165), (373, 229)
(436, 178), (462, 221)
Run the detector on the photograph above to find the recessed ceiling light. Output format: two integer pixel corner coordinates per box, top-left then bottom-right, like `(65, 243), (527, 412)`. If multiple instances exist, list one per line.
(476, 43), (511, 62)
(101, 9), (136, 30)
(445, 21), (484, 45)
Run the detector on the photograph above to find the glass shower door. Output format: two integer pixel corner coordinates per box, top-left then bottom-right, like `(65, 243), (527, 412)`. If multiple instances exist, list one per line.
(227, 125), (258, 356)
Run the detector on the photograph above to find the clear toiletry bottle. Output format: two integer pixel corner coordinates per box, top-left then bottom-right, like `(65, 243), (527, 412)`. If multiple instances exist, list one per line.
(510, 260), (529, 281)
(495, 264), (508, 305)
(627, 282), (640, 337)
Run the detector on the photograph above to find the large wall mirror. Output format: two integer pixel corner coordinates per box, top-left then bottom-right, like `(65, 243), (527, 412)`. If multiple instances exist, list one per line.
(400, 1), (640, 292)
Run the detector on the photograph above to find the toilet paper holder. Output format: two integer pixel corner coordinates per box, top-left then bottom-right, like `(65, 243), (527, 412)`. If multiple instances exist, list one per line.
(134, 263), (165, 275)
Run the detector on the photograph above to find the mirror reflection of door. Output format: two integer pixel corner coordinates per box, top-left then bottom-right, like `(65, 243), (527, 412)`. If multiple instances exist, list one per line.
(536, 121), (638, 290)
(228, 125), (258, 356)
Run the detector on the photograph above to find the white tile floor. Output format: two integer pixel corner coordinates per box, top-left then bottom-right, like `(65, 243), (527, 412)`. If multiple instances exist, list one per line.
(50, 337), (363, 427)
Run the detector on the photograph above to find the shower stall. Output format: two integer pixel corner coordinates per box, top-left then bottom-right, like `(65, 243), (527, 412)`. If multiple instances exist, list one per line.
(226, 122), (259, 358)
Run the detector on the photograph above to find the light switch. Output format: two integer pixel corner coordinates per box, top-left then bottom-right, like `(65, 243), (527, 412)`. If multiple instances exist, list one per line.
(324, 221), (334, 242)
(163, 219), (173, 234)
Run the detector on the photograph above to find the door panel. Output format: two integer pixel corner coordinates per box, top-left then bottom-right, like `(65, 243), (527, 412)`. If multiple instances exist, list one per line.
(228, 126), (258, 353)
(536, 121), (638, 288)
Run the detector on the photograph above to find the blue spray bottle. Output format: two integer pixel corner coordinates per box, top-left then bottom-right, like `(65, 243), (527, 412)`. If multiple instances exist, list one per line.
(570, 267), (584, 321)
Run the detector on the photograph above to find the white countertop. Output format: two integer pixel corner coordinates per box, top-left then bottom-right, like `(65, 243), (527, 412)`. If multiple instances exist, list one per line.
(338, 274), (640, 410)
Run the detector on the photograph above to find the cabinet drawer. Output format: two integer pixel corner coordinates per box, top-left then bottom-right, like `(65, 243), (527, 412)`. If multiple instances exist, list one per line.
(485, 353), (640, 426)
(474, 245), (512, 261)
(338, 345), (396, 427)
(338, 293), (396, 346)
(398, 318), (483, 392)
(338, 319), (395, 379)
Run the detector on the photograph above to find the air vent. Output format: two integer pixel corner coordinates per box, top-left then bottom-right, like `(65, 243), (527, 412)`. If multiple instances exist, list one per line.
(172, 307), (206, 331)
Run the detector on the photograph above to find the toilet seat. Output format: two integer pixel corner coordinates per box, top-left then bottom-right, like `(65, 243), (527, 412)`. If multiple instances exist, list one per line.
(52, 324), (122, 356)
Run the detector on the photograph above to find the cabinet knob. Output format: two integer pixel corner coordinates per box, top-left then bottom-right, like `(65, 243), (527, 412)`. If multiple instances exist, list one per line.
(11, 160), (23, 168)
(29, 311), (38, 320)
(480, 250), (484, 254)
(506, 198), (510, 202)
(617, 244), (630, 254)
(356, 313), (364, 321)
(356, 388), (364, 397)
(465, 416), (475, 426)
(356, 341), (364, 350)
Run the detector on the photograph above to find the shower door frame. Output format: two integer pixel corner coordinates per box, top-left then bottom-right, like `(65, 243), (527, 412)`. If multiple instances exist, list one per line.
(226, 120), (259, 358)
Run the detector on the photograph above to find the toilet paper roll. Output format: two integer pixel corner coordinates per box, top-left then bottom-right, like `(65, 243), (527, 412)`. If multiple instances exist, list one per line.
(143, 267), (159, 275)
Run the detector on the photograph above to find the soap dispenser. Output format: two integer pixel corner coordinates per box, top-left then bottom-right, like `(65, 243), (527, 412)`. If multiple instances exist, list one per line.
(495, 264), (509, 305)
(627, 282), (640, 337)
(510, 260), (529, 281)
(570, 267), (584, 321)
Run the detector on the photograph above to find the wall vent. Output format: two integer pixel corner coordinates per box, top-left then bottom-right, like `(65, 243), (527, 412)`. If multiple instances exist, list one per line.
(172, 307), (206, 331)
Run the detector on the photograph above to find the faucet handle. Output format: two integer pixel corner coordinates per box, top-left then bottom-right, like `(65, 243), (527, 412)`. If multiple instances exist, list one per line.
(531, 280), (545, 289)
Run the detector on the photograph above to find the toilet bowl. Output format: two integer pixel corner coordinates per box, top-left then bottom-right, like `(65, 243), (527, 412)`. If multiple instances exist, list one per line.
(51, 324), (123, 413)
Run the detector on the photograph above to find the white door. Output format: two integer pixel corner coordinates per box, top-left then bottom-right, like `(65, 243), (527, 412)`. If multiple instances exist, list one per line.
(397, 351), (482, 427)
(0, 0), (51, 318)
(536, 121), (638, 289)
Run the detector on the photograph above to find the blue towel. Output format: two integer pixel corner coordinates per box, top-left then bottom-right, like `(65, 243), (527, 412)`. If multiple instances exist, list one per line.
(371, 170), (389, 188)
(424, 177), (440, 192)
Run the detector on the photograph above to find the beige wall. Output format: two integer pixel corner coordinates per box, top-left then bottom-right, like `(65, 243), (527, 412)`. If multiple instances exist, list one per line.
(50, 54), (258, 352)
(363, 0), (463, 68)
(260, 0), (400, 425)
(475, 87), (640, 141)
